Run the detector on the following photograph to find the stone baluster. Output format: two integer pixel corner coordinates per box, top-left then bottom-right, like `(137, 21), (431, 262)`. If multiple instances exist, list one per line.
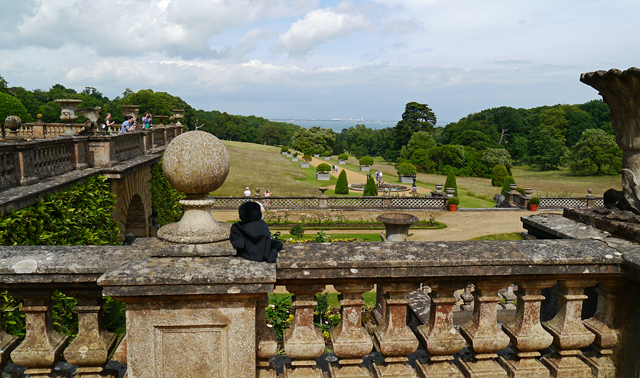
(63, 288), (118, 378)
(541, 279), (597, 378)
(256, 295), (278, 378)
(499, 283), (517, 310)
(284, 284), (325, 378)
(579, 281), (622, 377)
(499, 279), (555, 378)
(329, 283), (374, 378)
(459, 281), (511, 378)
(416, 282), (466, 378)
(0, 311), (19, 370)
(461, 283), (474, 311)
(372, 282), (420, 378)
(9, 289), (69, 378)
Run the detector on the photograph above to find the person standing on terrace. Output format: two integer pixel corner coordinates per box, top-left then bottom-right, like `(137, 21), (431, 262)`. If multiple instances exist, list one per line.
(121, 116), (135, 132)
(104, 113), (115, 132)
(142, 112), (152, 129)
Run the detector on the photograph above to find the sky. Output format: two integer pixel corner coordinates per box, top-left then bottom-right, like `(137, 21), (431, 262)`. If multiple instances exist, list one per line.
(0, 0), (638, 126)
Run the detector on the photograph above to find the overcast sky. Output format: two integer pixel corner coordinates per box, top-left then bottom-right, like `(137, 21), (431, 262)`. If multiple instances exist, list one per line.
(1, 0), (638, 125)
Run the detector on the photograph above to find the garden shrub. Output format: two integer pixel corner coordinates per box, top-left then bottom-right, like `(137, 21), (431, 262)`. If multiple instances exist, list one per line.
(302, 154), (312, 162)
(316, 163), (331, 173)
(448, 197), (459, 205)
(290, 224), (305, 241)
(359, 156), (374, 166)
(529, 197), (540, 205)
(151, 160), (185, 226)
(363, 176), (378, 196)
(0, 92), (29, 128)
(444, 171), (458, 197)
(335, 170), (349, 194)
(280, 147), (289, 153)
(397, 162), (417, 176)
(338, 153), (348, 160)
(502, 176), (516, 195)
(491, 164), (509, 187)
(0, 175), (119, 245)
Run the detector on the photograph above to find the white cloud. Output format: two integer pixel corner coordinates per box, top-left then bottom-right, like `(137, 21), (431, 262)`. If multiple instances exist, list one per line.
(275, 4), (373, 56)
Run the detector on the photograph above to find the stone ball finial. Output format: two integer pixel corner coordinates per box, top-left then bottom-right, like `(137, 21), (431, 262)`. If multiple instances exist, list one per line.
(163, 131), (230, 195)
(4, 116), (22, 131)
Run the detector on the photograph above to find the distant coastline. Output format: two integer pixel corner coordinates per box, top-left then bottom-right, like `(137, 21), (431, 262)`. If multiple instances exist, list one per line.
(271, 118), (399, 132)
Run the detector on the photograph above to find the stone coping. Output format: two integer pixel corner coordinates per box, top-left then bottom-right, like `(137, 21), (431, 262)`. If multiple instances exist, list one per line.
(276, 239), (626, 281)
(0, 245), (151, 284)
(522, 213), (611, 240)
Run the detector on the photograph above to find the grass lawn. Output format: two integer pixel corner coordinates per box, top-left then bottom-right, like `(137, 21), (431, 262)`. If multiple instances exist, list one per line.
(471, 232), (525, 241)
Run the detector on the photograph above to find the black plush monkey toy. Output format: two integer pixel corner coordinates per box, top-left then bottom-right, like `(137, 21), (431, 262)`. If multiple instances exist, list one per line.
(229, 201), (283, 263)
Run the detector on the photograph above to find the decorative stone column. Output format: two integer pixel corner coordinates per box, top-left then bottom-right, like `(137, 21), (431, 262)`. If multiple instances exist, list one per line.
(372, 282), (420, 378)
(579, 281), (622, 377)
(63, 288), (118, 378)
(4, 116), (25, 142)
(416, 282), (466, 378)
(459, 281), (511, 378)
(32, 114), (45, 139)
(9, 289), (69, 378)
(0, 312), (19, 369)
(541, 279), (597, 378)
(581, 68), (640, 213)
(283, 285), (325, 378)
(499, 279), (555, 378)
(329, 283), (374, 378)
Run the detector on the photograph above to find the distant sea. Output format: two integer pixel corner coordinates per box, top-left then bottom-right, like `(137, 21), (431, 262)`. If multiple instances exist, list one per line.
(270, 119), (398, 133)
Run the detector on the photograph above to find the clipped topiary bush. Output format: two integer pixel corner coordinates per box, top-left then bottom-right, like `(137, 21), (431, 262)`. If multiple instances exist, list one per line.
(0, 92), (29, 128)
(444, 171), (458, 197)
(363, 175), (378, 196)
(302, 154), (312, 162)
(316, 163), (331, 173)
(529, 197), (540, 205)
(335, 169), (349, 194)
(280, 147), (289, 153)
(491, 164), (509, 187)
(397, 162), (417, 176)
(359, 156), (374, 166)
(448, 197), (459, 205)
(502, 176), (516, 195)
(338, 153), (348, 160)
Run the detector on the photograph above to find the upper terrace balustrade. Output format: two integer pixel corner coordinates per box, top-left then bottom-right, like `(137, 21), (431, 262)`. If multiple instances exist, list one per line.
(0, 234), (637, 377)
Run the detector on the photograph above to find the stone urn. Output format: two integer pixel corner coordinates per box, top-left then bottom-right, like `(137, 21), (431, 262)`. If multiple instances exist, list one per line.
(78, 106), (104, 135)
(121, 105), (140, 122)
(55, 99), (83, 136)
(172, 109), (185, 126)
(3, 116), (24, 142)
(376, 213), (419, 242)
(446, 187), (455, 197)
(509, 184), (518, 192)
(157, 130), (232, 247)
(435, 184), (443, 194)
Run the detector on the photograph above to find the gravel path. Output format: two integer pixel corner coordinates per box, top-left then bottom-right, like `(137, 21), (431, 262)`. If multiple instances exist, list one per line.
(211, 209), (561, 241)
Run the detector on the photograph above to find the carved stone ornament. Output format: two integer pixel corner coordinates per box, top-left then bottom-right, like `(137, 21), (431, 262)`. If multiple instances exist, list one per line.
(581, 67), (640, 213)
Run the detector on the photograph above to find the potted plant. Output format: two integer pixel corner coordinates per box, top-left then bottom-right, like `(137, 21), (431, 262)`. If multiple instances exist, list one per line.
(281, 147), (289, 155)
(292, 152), (299, 162)
(323, 151), (331, 160)
(338, 153), (348, 164)
(448, 197), (459, 212)
(300, 155), (311, 168)
(529, 197), (540, 211)
(397, 162), (417, 184)
(316, 163), (332, 180)
(359, 156), (374, 171)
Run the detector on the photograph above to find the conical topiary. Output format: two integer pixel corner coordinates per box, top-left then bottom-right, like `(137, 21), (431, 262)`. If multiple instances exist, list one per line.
(335, 169), (349, 194)
(491, 164), (508, 187)
(363, 175), (378, 196)
(444, 171), (458, 197)
(502, 176), (516, 195)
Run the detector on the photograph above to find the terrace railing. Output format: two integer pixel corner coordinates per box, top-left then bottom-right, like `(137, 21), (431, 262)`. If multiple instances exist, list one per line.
(0, 235), (638, 377)
(210, 195), (448, 211)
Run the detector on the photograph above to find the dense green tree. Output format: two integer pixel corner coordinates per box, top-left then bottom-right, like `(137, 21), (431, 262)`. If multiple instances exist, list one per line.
(528, 124), (568, 170)
(451, 129), (498, 150)
(123, 89), (196, 130)
(444, 171), (458, 197)
(0, 92), (29, 130)
(399, 131), (436, 161)
(257, 123), (282, 145)
(335, 170), (349, 194)
(569, 129), (622, 176)
(363, 176), (378, 196)
(482, 148), (512, 171)
(224, 121), (242, 141)
(291, 127), (337, 156)
(393, 102), (437, 151)
(0, 75), (8, 94)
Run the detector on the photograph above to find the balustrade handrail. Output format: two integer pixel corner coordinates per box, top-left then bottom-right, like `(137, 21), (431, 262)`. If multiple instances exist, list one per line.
(209, 195), (447, 210)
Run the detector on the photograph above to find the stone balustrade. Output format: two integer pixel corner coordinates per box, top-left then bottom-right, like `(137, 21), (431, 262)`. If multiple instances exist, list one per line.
(0, 236), (637, 377)
(0, 126), (183, 193)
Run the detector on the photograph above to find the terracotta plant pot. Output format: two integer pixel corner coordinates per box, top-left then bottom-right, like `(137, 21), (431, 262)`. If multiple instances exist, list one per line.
(448, 204), (458, 212)
(529, 204), (538, 211)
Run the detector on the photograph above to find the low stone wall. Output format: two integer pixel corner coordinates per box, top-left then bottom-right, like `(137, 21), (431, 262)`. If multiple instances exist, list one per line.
(210, 195), (447, 210)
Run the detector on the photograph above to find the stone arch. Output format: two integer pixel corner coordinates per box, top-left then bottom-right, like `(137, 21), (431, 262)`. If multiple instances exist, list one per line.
(110, 165), (153, 242)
